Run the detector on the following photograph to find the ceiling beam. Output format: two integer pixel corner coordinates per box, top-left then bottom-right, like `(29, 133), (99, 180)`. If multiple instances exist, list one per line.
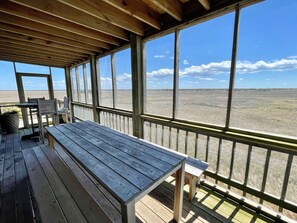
(101, 0), (161, 29)
(0, 1), (120, 45)
(0, 42), (86, 59)
(0, 13), (113, 48)
(58, 0), (144, 35)
(0, 22), (109, 51)
(198, 0), (211, 10)
(149, 0), (182, 21)
(0, 30), (99, 55)
(8, 0), (129, 40)
(0, 47), (85, 61)
(0, 37), (90, 57)
(0, 55), (70, 67)
(0, 51), (78, 63)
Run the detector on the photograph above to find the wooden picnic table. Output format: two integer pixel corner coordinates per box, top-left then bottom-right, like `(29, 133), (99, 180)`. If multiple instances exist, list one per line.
(47, 120), (186, 223)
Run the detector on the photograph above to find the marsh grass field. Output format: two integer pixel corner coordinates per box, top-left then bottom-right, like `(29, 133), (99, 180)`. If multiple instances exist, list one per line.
(1, 89), (297, 219)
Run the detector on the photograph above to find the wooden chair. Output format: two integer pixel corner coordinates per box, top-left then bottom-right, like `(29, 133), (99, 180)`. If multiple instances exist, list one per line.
(37, 99), (58, 143)
(28, 97), (45, 134)
(58, 96), (72, 123)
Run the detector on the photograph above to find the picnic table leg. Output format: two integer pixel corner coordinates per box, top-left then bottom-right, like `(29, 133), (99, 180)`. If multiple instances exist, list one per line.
(122, 201), (135, 223)
(48, 135), (55, 149)
(173, 161), (185, 222)
(188, 175), (198, 201)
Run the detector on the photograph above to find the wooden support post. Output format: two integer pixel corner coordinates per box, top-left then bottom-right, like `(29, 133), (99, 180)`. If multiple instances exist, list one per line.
(173, 29), (180, 119)
(90, 55), (100, 123)
(48, 67), (54, 100)
(14, 62), (29, 128)
(131, 34), (144, 138)
(225, 5), (240, 128)
(65, 67), (72, 101)
(75, 67), (81, 102)
(83, 63), (89, 104)
(111, 53), (117, 108)
(65, 66), (74, 120)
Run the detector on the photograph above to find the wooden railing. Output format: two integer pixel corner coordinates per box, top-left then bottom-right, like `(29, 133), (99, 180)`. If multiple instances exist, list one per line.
(68, 102), (297, 221)
(98, 107), (133, 135)
(72, 102), (94, 121)
(141, 114), (297, 221)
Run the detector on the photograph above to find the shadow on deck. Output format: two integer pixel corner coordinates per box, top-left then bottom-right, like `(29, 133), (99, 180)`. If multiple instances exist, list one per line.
(0, 129), (275, 223)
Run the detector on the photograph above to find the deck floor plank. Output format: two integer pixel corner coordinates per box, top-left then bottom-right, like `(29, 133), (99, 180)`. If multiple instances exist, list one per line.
(1, 133), (17, 223)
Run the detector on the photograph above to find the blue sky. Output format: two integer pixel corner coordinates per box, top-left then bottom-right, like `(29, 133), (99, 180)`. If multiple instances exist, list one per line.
(1, 0), (297, 91)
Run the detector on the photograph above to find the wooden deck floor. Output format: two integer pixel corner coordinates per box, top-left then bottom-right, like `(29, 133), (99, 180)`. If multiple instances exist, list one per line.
(0, 129), (275, 223)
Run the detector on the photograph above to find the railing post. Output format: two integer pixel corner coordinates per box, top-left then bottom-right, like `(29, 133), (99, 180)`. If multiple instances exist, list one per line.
(90, 55), (100, 123)
(131, 34), (144, 138)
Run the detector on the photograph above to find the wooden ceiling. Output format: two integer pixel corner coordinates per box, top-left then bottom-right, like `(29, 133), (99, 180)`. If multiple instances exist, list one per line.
(0, 0), (258, 67)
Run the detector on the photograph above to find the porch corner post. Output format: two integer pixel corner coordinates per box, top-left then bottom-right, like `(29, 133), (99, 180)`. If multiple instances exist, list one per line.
(90, 55), (100, 123)
(65, 66), (75, 119)
(131, 34), (144, 138)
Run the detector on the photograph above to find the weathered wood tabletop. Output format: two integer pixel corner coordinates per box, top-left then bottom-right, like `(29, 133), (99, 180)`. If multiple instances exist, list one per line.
(47, 120), (186, 223)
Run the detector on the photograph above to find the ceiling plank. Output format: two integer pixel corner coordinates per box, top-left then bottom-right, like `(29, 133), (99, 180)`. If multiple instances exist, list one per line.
(0, 22), (109, 51)
(0, 2), (120, 45)
(0, 51), (79, 63)
(0, 37), (90, 57)
(101, 0), (160, 29)
(0, 57), (67, 67)
(0, 30), (98, 54)
(0, 41), (85, 58)
(0, 55), (70, 67)
(148, 0), (182, 21)
(8, 0), (129, 40)
(197, 0), (210, 10)
(58, 0), (144, 35)
(0, 13), (112, 48)
(0, 47), (85, 61)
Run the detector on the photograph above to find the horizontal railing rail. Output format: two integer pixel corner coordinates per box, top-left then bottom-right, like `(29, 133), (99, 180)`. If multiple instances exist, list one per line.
(141, 114), (297, 220)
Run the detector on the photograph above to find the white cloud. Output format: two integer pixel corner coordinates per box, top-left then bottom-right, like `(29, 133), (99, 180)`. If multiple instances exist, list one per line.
(53, 80), (65, 85)
(100, 77), (112, 82)
(147, 68), (174, 78)
(236, 59), (297, 73)
(288, 56), (297, 59)
(166, 51), (170, 54)
(116, 73), (131, 81)
(183, 59), (189, 65)
(169, 56), (174, 60)
(198, 77), (215, 81)
(180, 60), (231, 77)
(154, 55), (165, 58)
(111, 57), (297, 84)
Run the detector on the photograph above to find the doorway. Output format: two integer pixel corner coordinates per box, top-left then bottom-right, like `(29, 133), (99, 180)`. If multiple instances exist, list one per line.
(16, 72), (54, 128)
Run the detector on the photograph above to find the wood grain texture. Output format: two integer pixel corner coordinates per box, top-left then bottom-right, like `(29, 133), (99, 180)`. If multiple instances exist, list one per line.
(22, 148), (66, 223)
(47, 121), (186, 223)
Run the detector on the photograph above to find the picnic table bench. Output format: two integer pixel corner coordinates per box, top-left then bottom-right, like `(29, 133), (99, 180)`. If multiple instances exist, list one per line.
(43, 120), (187, 223)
